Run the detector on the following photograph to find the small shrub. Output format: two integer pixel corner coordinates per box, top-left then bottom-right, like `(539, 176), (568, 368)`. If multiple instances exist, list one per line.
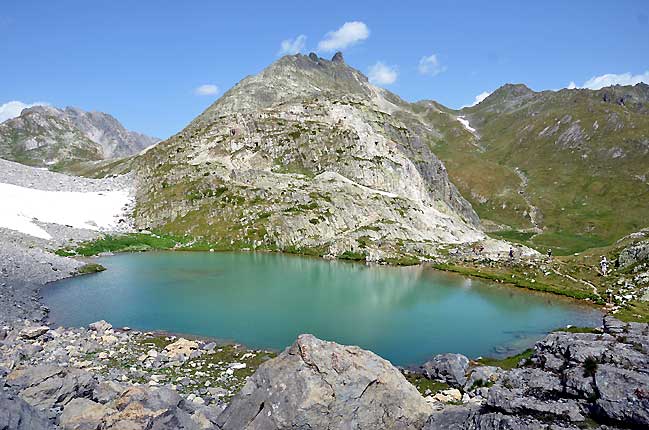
(583, 356), (598, 377)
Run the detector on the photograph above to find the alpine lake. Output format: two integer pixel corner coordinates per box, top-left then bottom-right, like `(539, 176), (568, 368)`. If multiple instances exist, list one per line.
(44, 251), (602, 366)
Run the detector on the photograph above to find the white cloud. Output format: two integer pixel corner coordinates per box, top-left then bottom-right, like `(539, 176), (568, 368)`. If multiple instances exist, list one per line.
(460, 91), (491, 108)
(368, 62), (398, 85)
(0, 100), (48, 123)
(580, 71), (649, 89)
(278, 34), (307, 56)
(418, 54), (446, 76)
(317, 21), (369, 52)
(194, 84), (219, 96)
(472, 91), (491, 105)
(566, 71), (649, 91)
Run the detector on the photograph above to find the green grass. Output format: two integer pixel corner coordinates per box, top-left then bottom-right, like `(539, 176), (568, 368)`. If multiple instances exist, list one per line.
(57, 233), (182, 256)
(404, 373), (450, 396)
(477, 348), (534, 370)
(553, 326), (602, 334)
(339, 250), (367, 261)
(489, 230), (536, 243)
(430, 262), (598, 301)
(76, 263), (107, 274)
(383, 255), (421, 266)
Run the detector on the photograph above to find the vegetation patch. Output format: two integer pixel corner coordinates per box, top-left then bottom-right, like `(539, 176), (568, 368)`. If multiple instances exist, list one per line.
(404, 373), (450, 396)
(56, 233), (182, 257)
(477, 348), (534, 370)
(76, 263), (107, 274)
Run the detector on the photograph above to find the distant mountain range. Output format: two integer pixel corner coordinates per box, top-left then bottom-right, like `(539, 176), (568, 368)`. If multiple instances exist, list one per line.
(0, 105), (159, 170)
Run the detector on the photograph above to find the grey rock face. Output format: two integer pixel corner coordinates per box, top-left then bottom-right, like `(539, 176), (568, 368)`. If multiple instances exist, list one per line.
(0, 389), (53, 430)
(618, 239), (649, 268)
(0, 104), (158, 168)
(216, 334), (431, 430)
(593, 364), (649, 426)
(58, 386), (214, 430)
(5, 365), (97, 414)
(63, 107), (159, 158)
(463, 366), (502, 391)
(486, 386), (584, 423)
(422, 353), (470, 387)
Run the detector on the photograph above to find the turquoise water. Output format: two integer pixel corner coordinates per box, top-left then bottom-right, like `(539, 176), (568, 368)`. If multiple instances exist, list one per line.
(43, 252), (601, 365)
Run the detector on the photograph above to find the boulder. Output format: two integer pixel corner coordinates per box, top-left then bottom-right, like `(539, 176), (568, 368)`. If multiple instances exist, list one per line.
(422, 353), (470, 387)
(216, 334), (431, 429)
(88, 320), (112, 334)
(593, 364), (649, 426)
(60, 398), (115, 430)
(18, 325), (49, 340)
(5, 365), (96, 412)
(0, 389), (53, 430)
(164, 338), (200, 361)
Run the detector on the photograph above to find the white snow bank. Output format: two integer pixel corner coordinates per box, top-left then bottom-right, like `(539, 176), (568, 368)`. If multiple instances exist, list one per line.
(0, 182), (131, 240)
(456, 116), (477, 134)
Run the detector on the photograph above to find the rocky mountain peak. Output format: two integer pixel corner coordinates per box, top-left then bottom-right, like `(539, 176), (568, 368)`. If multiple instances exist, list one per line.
(190, 51), (378, 128)
(0, 105), (159, 169)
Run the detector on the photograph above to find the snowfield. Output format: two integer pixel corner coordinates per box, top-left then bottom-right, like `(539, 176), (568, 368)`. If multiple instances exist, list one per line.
(456, 116), (477, 134)
(0, 182), (131, 240)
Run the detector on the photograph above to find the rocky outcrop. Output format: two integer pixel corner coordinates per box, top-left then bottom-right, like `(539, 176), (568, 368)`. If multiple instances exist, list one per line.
(0, 105), (158, 169)
(216, 334), (431, 429)
(618, 238), (649, 269)
(5, 365), (97, 416)
(422, 316), (649, 429)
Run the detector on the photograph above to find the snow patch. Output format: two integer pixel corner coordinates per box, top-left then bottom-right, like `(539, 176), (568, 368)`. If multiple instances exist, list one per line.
(0, 183), (131, 240)
(456, 116), (476, 134)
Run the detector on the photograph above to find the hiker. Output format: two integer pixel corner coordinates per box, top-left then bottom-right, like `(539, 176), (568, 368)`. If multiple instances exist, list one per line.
(600, 256), (608, 276)
(547, 249), (552, 259)
(509, 247), (514, 259)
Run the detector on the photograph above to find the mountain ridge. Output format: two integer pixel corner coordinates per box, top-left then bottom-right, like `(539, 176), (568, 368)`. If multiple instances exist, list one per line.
(0, 104), (159, 170)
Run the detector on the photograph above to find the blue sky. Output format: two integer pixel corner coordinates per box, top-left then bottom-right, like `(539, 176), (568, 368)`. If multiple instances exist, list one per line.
(1, 0), (648, 138)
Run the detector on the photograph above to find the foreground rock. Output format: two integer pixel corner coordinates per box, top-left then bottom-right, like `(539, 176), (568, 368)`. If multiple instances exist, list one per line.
(422, 353), (470, 387)
(216, 334), (432, 430)
(422, 316), (649, 429)
(0, 388), (52, 430)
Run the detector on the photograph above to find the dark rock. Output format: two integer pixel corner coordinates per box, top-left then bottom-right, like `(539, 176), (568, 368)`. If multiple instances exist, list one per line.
(308, 52), (318, 61)
(216, 334), (431, 430)
(331, 51), (344, 63)
(422, 353), (470, 387)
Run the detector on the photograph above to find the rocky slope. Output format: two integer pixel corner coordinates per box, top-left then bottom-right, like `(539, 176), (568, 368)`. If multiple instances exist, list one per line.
(2, 315), (646, 429)
(132, 53), (515, 262)
(432, 82), (649, 254)
(0, 105), (159, 170)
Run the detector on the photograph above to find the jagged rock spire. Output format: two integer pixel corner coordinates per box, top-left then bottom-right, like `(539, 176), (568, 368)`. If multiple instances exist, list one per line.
(331, 51), (344, 63)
